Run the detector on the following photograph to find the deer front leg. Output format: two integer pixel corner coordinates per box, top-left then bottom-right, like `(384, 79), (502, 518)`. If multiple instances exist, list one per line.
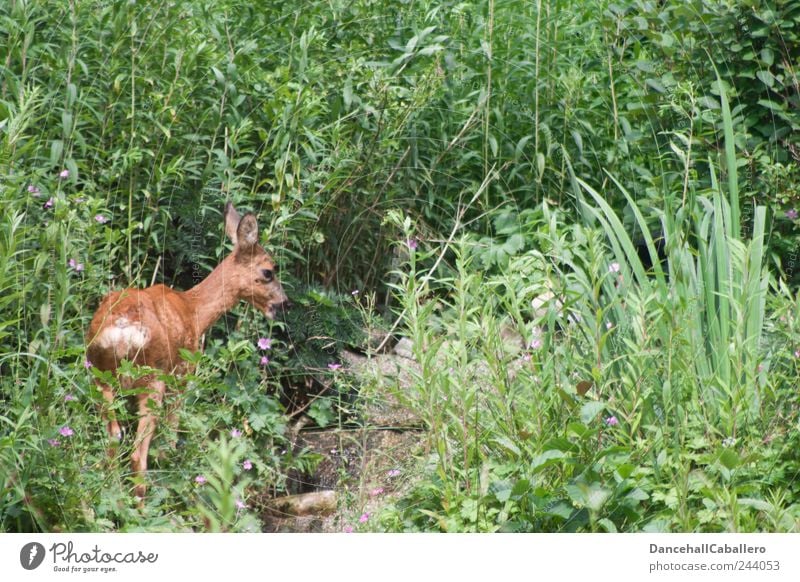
(98, 381), (123, 457)
(130, 378), (166, 502)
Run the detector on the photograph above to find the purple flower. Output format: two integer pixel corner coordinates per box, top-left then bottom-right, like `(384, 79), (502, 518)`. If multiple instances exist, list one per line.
(68, 258), (84, 272)
(64, 394), (77, 402)
(609, 262), (621, 273)
(235, 500), (246, 510)
(528, 338), (543, 350)
(604, 416), (619, 427)
(242, 459), (253, 471)
(84, 359), (93, 369)
(194, 475), (207, 484)
(44, 197), (54, 209)
(328, 363), (342, 371)
(606, 321), (613, 330)
(58, 169), (70, 179)
(27, 184), (40, 196)
(257, 337), (272, 350)
(94, 214), (108, 224)
(260, 356), (269, 366)
(48, 438), (61, 447)
(370, 487), (384, 497)
(521, 353), (532, 362)
(794, 349), (800, 359)
(786, 209), (798, 220)
(358, 512), (370, 523)
(387, 469), (401, 478)
(351, 289), (359, 296)
(406, 238), (418, 251)
(59, 426), (74, 437)
(230, 428), (242, 438)
(343, 525), (354, 533)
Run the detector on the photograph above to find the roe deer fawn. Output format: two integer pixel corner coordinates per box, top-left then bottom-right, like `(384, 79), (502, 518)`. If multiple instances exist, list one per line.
(86, 202), (289, 501)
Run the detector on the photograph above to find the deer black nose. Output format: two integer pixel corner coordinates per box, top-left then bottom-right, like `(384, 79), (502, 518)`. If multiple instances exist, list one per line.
(276, 300), (292, 312)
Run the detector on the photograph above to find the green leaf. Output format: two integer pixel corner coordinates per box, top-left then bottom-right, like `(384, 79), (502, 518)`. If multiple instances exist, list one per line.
(514, 135), (532, 161)
(718, 449), (740, 470)
(488, 134), (498, 158)
(597, 518), (618, 532)
(755, 70), (775, 88)
(531, 449), (569, 474)
(511, 479), (531, 498)
(738, 498), (772, 512)
(580, 400), (605, 424)
(566, 481), (611, 511)
(536, 152), (545, 179)
(50, 139), (63, 165)
(493, 436), (521, 457)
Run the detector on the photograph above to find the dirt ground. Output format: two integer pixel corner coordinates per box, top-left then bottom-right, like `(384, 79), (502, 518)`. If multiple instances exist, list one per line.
(257, 349), (426, 532)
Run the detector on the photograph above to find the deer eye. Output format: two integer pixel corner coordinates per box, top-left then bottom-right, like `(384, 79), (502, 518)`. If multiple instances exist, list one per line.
(261, 269), (274, 282)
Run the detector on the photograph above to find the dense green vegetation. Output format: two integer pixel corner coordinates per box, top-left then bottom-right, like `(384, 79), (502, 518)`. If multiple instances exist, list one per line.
(2, 0), (800, 532)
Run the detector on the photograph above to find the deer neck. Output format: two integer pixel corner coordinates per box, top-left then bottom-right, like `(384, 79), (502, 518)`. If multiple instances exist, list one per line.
(183, 255), (241, 340)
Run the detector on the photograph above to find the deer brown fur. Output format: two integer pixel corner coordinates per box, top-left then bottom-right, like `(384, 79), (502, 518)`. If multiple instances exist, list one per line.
(86, 202), (288, 501)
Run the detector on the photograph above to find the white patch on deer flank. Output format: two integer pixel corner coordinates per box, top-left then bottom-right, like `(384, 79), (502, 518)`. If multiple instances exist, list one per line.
(97, 317), (150, 357)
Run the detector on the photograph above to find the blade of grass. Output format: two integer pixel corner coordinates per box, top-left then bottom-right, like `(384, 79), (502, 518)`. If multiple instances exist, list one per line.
(604, 171), (668, 297)
(714, 67), (740, 237)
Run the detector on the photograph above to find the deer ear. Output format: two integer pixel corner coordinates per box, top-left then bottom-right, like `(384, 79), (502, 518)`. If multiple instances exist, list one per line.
(236, 213), (259, 250)
(224, 202), (242, 245)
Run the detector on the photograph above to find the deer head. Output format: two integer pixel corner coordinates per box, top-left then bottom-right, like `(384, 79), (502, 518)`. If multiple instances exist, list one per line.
(223, 202), (290, 319)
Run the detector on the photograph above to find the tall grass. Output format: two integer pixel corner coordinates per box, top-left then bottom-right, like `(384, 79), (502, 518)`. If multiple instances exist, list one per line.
(376, 76), (795, 532)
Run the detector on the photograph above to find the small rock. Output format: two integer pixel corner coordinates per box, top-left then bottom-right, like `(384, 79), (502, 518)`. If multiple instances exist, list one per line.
(393, 337), (415, 360)
(264, 490), (338, 517)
